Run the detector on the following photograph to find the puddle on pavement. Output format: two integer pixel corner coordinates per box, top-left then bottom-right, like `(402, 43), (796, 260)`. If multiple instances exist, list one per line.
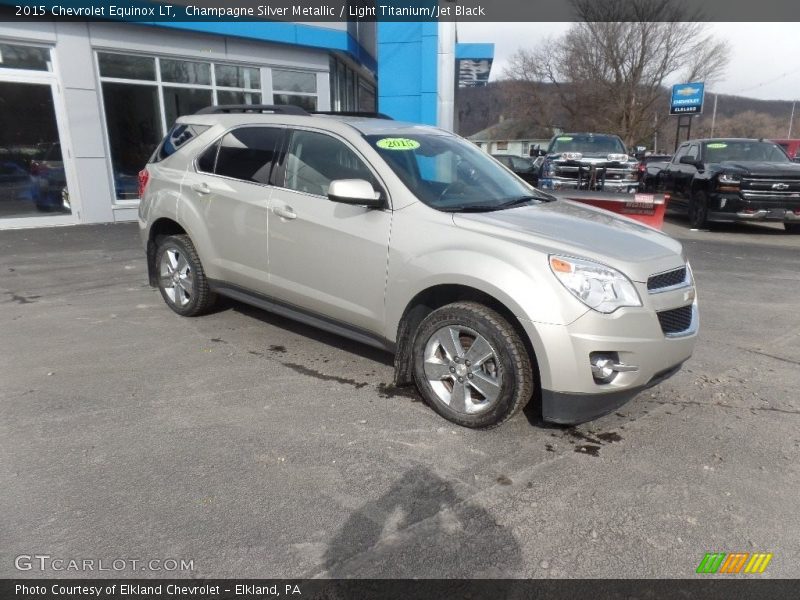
(547, 426), (624, 458)
(377, 383), (421, 402)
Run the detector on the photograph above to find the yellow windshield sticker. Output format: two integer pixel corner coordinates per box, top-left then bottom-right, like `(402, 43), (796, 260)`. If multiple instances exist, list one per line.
(556, 136), (573, 141)
(376, 138), (421, 150)
(707, 143), (727, 149)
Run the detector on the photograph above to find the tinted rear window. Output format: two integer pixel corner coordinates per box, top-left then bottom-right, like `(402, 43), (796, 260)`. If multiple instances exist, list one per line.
(154, 123), (209, 162)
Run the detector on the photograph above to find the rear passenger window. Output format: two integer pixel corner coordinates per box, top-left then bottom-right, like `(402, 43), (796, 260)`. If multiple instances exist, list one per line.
(283, 129), (379, 197)
(155, 123), (209, 162)
(214, 127), (282, 184)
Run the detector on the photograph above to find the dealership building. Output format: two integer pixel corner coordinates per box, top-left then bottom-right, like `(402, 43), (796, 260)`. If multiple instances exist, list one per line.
(0, 18), (492, 228)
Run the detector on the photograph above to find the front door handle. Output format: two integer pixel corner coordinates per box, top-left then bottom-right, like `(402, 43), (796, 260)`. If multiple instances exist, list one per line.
(191, 182), (211, 195)
(273, 205), (297, 220)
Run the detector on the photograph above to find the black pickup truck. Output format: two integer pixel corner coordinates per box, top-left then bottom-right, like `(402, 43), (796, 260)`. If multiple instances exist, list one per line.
(657, 138), (800, 232)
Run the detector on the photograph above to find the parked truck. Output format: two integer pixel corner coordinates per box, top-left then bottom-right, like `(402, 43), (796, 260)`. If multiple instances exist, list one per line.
(535, 132), (668, 228)
(656, 138), (800, 232)
(537, 133), (640, 194)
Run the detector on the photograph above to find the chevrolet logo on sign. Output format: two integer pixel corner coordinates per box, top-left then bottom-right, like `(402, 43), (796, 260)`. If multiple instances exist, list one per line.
(676, 86), (701, 96)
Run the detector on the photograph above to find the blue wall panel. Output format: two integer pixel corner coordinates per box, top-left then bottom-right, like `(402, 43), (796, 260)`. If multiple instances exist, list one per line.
(377, 21), (439, 125)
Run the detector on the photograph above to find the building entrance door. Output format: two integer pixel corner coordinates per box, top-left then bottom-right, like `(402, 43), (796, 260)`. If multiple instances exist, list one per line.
(0, 56), (77, 227)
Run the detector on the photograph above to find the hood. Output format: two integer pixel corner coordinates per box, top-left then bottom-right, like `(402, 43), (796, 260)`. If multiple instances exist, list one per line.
(714, 161), (800, 178)
(452, 200), (684, 283)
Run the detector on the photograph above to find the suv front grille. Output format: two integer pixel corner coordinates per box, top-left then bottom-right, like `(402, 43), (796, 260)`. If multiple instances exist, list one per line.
(657, 305), (693, 335)
(647, 267), (687, 291)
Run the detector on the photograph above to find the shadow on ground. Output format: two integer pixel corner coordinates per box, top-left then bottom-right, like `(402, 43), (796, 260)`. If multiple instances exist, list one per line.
(319, 465), (522, 577)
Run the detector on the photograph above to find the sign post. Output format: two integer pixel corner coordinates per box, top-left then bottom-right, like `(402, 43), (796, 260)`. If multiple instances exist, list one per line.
(670, 82), (705, 151)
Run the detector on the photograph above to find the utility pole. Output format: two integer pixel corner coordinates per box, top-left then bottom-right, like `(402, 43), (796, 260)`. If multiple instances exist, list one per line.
(653, 113), (658, 152)
(710, 93), (718, 138)
(789, 101), (796, 138)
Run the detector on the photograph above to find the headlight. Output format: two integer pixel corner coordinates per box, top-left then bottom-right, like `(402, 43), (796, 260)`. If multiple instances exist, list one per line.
(718, 173), (741, 185)
(549, 255), (642, 313)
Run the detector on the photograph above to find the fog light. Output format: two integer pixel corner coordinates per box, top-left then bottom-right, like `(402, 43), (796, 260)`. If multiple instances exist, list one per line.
(590, 352), (639, 384)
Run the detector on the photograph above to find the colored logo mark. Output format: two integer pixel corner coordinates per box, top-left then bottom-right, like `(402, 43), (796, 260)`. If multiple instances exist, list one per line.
(696, 552), (773, 574)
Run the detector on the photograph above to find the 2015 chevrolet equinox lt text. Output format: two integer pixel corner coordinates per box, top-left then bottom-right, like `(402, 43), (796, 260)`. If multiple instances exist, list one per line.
(138, 105), (698, 428)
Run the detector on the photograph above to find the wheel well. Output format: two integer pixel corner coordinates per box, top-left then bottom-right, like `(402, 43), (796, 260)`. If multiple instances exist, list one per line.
(393, 284), (540, 394)
(146, 218), (186, 286)
(690, 179), (709, 196)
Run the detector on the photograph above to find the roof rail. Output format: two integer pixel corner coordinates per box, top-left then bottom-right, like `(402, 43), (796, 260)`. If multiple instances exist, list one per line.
(313, 111), (394, 120)
(194, 104), (309, 115)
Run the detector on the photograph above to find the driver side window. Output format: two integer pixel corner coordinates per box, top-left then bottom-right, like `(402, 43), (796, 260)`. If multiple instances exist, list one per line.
(283, 130), (379, 197)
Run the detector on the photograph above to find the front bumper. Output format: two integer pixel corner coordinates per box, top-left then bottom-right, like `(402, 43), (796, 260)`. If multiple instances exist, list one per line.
(707, 192), (800, 223)
(542, 362), (683, 424)
(539, 176), (638, 194)
(521, 295), (698, 424)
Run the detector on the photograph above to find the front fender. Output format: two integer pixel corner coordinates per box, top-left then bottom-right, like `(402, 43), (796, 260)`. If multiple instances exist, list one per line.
(384, 247), (587, 344)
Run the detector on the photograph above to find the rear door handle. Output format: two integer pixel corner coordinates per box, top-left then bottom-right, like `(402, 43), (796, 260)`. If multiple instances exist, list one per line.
(191, 182), (211, 195)
(273, 205), (297, 220)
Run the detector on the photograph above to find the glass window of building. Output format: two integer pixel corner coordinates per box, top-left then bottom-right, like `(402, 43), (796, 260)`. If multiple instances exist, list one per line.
(215, 64), (260, 89)
(0, 43), (52, 72)
(329, 58), (376, 113)
(97, 52), (276, 199)
(98, 53), (156, 80)
(0, 80), (71, 219)
(160, 59), (211, 85)
(272, 69), (317, 111)
(101, 82), (162, 200)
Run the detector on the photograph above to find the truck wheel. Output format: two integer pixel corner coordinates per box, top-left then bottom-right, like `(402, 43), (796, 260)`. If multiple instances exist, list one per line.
(688, 191), (709, 229)
(155, 234), (215, 317)
(412, 302), (533, 429)
(785, 223), (800, 234)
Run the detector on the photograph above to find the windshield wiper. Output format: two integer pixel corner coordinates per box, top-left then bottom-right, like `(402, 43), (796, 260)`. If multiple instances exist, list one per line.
(439, 194), (553, 213)
(495, 195), (546, 208)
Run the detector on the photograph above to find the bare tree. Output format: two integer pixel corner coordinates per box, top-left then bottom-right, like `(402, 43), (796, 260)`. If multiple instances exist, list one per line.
(503, 0), (730, 147)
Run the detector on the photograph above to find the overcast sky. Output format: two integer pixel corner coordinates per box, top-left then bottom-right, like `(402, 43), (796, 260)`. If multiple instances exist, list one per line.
(457, 22), (800, 101)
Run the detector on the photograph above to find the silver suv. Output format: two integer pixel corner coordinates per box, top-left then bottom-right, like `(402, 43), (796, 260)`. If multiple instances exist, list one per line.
(139, 105), (698, 428)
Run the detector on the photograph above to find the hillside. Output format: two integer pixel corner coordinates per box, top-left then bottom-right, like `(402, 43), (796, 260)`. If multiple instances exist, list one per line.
(457, 81), (797, 150)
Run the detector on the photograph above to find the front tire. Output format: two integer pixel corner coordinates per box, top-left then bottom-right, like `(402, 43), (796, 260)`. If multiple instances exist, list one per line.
(412, 302), (533, 429)
(688, 190), (709, 229)
(155, 234), (215, 317)
(784, 223), (800, 234)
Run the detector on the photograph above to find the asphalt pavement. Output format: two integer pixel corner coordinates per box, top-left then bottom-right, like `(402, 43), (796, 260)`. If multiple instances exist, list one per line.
(1, 215), (799, 578)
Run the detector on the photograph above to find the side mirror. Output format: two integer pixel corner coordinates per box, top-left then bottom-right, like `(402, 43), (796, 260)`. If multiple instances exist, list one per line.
(531, 149), (546, 158)
(679, 155), (699, 166)
(328, 179), (383, 208)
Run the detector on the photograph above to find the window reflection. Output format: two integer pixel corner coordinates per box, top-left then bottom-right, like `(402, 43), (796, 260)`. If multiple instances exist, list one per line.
(0, 81), (70, 219)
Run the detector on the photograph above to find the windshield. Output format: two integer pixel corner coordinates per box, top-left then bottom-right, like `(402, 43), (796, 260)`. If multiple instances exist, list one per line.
(365, 133), (550, 211)
(549, 134), (627, 155)
(703, 141), (790, 163)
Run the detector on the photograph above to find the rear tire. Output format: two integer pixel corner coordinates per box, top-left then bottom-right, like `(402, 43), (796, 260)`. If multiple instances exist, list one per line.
(155, 234), (215, 317)
(688, 190), (709, 229)
(412, 302), (533, 429)
(784, 223), (800, 234)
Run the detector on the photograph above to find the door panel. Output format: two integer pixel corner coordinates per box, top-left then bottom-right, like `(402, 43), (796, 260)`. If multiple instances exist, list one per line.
(267, 129), (391, 333)
(181, 126), (281, 293)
